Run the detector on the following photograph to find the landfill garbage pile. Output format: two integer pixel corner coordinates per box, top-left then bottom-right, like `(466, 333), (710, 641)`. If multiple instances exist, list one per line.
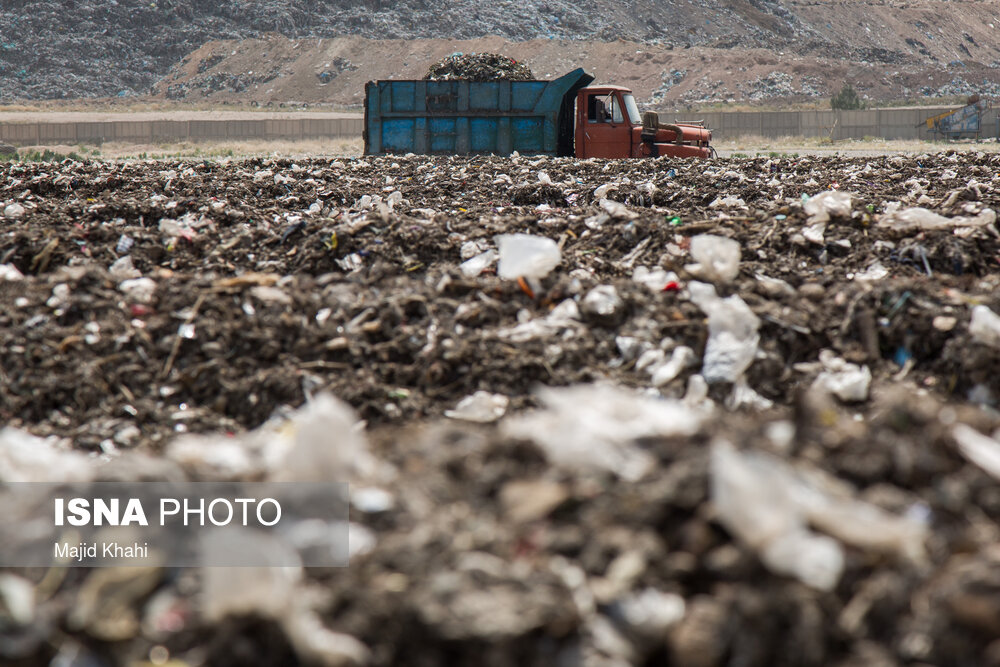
(3, 152), (1000, 666)
(5, 0), (1000, 101)
(425, 53), (533, 81)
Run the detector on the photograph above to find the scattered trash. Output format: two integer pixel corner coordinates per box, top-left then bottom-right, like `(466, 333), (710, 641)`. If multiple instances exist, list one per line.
(600, 198), (638, 220)
(459, 249), (497, 277)
(496, 233), (561, 280)
(648, 346), (697, 387)
(685, 234), (741, 284)
(853, 261), (889, 282)
(118, 277), (156, 304)
(581, 285), (626, 326)
(951, 424), (1000, 481)
(444, 391), (509, 423)
(688, 281), (760, 384)
(503, 384), (704, 481)
(878, 207), (997, 234)
(3, 203), (24, 219)
(804, 190), (852, 223)
(812, 350), (873, 402)
(115, 234), (135, 255)
(0, 427), (94, 483)
(3, 152), (1000, 666)
(632, 266), (678, 292)
(708, 195), (746, 209)
(425, 53), (532, 81)
(969, 305), (1000, 348)
(711, 439), (927, 591)
(497, 298), (582, 342)
(932, 315), (957, 332)
(0, 263), (23, 281)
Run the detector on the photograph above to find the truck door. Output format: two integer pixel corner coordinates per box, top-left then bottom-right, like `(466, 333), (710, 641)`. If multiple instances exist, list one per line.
(579, 92), (632, 158)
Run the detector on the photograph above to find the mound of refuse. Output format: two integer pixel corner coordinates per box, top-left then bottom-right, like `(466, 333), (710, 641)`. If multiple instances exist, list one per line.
(3, 152), (1000, 666)
(425, 53), (534, 81)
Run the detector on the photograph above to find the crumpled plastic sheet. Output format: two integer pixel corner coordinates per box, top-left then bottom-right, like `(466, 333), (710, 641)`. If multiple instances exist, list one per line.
(688, 281), (760, 384)
(711, 440), (929, 591)
(502, 383), (705, 481)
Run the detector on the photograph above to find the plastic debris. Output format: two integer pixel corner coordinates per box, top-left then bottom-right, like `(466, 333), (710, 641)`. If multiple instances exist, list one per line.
(503, 384), (704, 481)
(648, 346), (697, 387)
(0, 263), (23, 281)
(459, 249), (497, 277)
(708, 195), (746, 209)
(878, 207), (996, 234)
(711, 440), (927, 590)
(804, 190), (852, 223)
(711, 440), (844, 591)
(118, 277), (156, 304)
(0, 573), (35, 626)
(202, 531), (371, 666)
(632, 266), (678, 292)
(854, 261), (889, 282)
(951, 424), (1000, 481)
(5, 147), (1000, 666)
(969, 305), (1000, 348)
(0, 427), (94, 483)
(425, 53), (532, 81)
(614, 588), (686, 639)
(581, 285), (625, 325)
(688, 281), (760, 384)
(109, 255), (141, 280)
(600, 198), (638, 220)
(496, 233), (561, 280)
(497, 298), (582, 342)
(115, 234), (135, 255)
(167, 393), (383, 484)
(271, 393), (380, 483)
(685, 234), (741, 284)
(3, 203), (24, 219)
(444, 391), (509, 423)
(812, 350), (872, 402)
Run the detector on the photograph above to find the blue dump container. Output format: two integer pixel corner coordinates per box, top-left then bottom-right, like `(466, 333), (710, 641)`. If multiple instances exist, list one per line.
(364, 68), (594, 157)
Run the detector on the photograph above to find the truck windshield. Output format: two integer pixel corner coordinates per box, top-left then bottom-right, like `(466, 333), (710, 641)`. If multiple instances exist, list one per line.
(623, 94), (641, 124)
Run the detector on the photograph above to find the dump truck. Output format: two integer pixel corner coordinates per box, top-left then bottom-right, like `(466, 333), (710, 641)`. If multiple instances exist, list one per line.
(920, 95), (992, 141)
(364, 68), (713, 159)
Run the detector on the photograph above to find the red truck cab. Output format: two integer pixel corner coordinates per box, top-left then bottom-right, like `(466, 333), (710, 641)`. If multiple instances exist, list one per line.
(575, 87), (713, 159)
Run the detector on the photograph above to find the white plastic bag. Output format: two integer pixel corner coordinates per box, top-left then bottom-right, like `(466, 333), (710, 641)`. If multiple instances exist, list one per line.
(503, 384), (704, 481)
(496, 234), (561, 280)
(688, 282), (760, 383)
(878, 207), (995, 234)
(969, 305), (1000, 348)
(804, 190), (852, 223)
(686, 235), (741, 284)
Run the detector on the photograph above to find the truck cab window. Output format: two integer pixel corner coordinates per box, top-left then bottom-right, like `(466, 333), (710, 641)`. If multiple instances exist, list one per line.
(610, 95), (624, 124)
(588, 94), (624, 124)
(588, 96), (608, 123)
(622, 94), (641, 124)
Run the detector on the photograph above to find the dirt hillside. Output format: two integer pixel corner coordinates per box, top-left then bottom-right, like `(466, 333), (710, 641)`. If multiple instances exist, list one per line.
(153, 34), (1000, 110)
(2, 0), (1000, 105)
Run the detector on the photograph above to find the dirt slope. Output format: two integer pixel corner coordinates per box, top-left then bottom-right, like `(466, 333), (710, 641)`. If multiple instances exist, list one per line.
(152, 34), (1000, 109)
(2, 0), (1000, 104)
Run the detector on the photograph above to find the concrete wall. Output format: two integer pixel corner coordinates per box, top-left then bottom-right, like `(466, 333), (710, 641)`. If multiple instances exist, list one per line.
(0, 117), (365, 147)
(664, 107), (1000, 141)
(7, 107), (1000, 147)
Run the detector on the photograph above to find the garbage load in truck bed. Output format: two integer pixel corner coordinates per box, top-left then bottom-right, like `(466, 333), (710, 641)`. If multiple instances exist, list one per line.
(363, 68), (713, 159)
